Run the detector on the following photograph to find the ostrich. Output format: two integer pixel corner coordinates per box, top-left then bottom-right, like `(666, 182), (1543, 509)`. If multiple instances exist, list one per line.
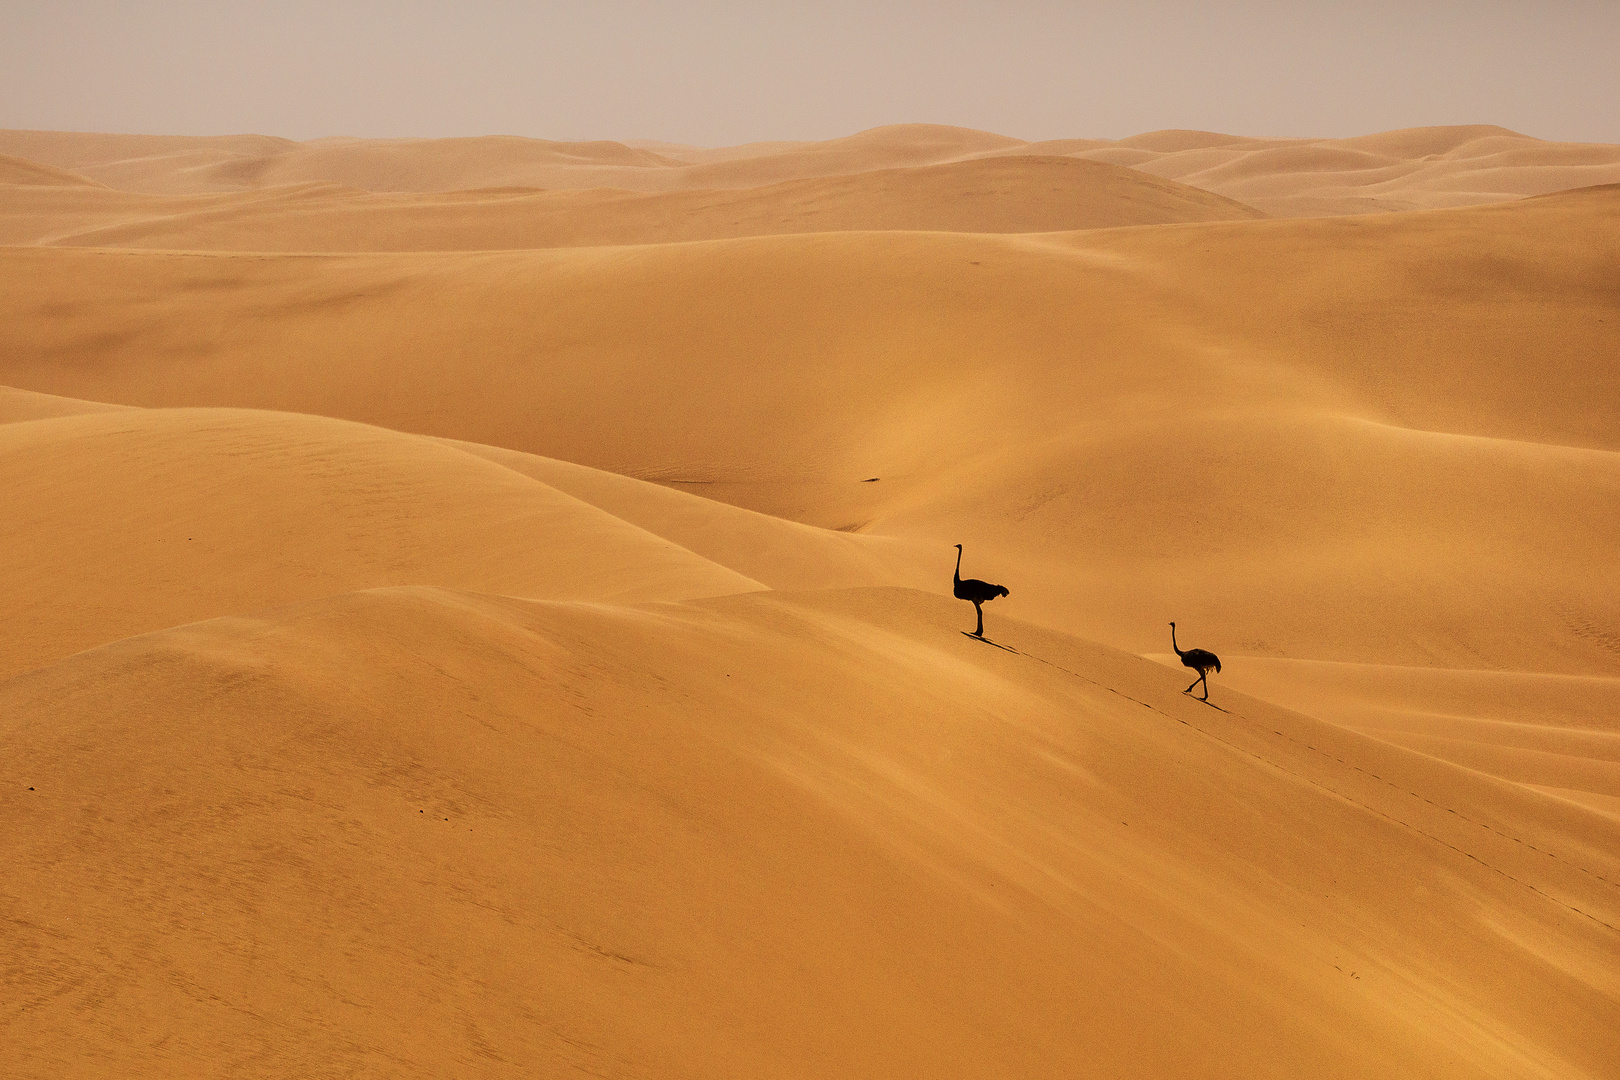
(953, 545), (1009, 638)
(1169, 622), (1221, 700)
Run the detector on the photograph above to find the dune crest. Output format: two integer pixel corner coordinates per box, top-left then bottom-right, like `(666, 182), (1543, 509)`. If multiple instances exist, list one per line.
(0, 407), (763, 678)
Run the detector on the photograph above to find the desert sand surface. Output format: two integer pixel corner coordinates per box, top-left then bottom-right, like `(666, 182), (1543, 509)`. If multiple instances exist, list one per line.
(2, 121), (1618, 1077)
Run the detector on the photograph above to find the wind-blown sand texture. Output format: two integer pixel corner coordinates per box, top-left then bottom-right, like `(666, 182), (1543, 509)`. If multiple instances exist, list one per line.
(2, 123), (1617, 1077)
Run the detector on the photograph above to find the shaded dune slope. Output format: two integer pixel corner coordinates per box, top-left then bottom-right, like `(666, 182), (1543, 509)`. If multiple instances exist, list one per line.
(4, 585), (1616, 1078)
(442, 437), (939, 594)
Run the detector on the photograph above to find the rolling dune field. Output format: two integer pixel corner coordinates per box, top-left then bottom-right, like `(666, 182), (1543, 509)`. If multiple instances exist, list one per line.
(2, 123), (1617, 1077)
(5, 121), (1618, 215)
(0, 156), (1262, 251)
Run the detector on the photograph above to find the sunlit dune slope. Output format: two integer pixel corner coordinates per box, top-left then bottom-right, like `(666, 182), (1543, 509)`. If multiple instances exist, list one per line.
(4, 585), (1616, 1079)
(2, 188), (1615, 674)
(5, 123), (1616, 214)
(0, 407), (761, 678)
(0, 384), (131, 422)
(0, 156), (1261, 252)
(1216, 659), (1620, 819)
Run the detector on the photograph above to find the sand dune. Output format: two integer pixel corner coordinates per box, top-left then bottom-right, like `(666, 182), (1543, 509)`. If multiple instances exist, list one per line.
(0, 384), (131, 422)
(0, 407), (762, 679)
(0, 153), (104, 188)
(5, 122), (1616, 216)
(443, 437), (939, 594)
(1079, 126), (1620, 216)
(0, 123), (1014, 195)
(3, 116), (1617, 1075)
(0, 130), (300, 194)
(0, 156), (1261, 252)
(1220, 658), (1620, 818)
(5, 585), (1616, 1077)
(2, 189), (1615, 668)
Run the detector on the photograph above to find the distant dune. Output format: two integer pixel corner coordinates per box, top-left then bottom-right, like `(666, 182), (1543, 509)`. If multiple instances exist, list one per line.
(4, 122), (1617, 216)
(0, 123), (1023, 194)
(2, 122), (1617, 1078)
(0, 156), (1262, 251)
(1072, 125), (1620, 215)
(0, 152), (104, 188)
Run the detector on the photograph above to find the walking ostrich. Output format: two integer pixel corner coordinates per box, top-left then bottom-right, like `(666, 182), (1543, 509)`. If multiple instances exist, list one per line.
(1169, 622), (1221, 700)
(953, 545), (1009, 638)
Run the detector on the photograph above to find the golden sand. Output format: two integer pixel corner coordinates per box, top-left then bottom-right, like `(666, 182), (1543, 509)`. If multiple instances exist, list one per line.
(2, 125), (1617, 1077)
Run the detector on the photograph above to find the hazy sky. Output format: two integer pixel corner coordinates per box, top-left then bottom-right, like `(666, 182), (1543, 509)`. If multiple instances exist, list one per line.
(4, 1), (1617, 145)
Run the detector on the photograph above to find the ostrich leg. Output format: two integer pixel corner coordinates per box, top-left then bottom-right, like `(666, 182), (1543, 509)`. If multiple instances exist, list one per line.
(974, 602), (984, 637)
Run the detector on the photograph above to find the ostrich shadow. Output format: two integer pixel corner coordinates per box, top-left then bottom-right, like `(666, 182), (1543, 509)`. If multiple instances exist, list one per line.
(962, 631), (1020, 654)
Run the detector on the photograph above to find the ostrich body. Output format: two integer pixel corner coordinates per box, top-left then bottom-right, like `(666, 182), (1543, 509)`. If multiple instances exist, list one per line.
(953, 545), (1009, 637)
(1170, 622), (1220, 700)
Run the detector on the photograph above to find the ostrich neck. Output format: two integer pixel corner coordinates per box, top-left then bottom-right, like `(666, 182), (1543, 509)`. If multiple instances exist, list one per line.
(954, 547), (962, 585)
(1171, 625), (1185, 657)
